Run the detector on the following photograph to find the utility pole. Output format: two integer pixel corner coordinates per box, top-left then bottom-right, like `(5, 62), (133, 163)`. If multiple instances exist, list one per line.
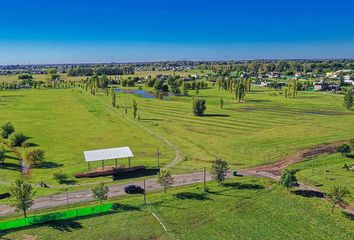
(203, 167), (206, 192)
(157, 148), (160, 169)
(143, 179), (147, 204)
(65, 188), (69, 209)
(312, 150), (315, 175)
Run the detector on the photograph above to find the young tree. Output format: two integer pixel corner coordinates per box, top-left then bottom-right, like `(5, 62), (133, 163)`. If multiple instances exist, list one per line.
(220, 98), (224, 109)
(9, 132), (28, 147)
(336, 144), (351, 157)
(210, 159), (229, 184)
(327, 186), (350, 213)
(133, 100), (138, 119)
(26, 149), (45, 166)
(279, 169), (298, 189)
(112, 93), (116, 107)
(193, 99), (206, 116)
(92, 183), (109, 205)
(343, 90), (353, 110)
(156, 169), (174, 193)
(9, 179), (35, 217)
(1, 122), (15, 139)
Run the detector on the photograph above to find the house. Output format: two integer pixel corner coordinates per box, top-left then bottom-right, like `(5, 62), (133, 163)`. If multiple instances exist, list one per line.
(267, 72), (280, 79)
(313, 80), (340, 91)
(295, 72), (305, 77)
(344, 75), (354, 85)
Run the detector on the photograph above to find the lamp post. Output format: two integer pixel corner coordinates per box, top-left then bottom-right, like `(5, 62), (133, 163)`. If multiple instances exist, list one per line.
(65, 188), (69, 209)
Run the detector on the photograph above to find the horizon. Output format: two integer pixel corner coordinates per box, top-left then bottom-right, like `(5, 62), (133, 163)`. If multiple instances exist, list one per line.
(1, 0), (354, 64)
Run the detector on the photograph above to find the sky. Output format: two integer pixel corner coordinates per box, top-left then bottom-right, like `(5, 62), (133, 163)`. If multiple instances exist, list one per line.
(0, 0), (354, 64)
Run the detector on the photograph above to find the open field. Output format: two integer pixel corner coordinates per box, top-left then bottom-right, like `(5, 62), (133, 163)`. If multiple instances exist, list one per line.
(0, 89), (174, 190)
(107, 85), (354, 172)
(0, 82), (353, 198)
(288, 153), (354, 204)
(1, 177), (353, 240)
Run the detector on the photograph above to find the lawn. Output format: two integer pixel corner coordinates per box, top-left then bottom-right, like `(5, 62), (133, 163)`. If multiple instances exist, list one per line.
(288, 153), (354, 205)
(0, 89), (175, 189)
(0, 83), (353, 198)
(1, 177), (353, 240)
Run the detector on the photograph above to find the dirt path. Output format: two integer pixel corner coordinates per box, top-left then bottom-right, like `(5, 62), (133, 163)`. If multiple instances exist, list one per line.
(246, 140), (346, 175)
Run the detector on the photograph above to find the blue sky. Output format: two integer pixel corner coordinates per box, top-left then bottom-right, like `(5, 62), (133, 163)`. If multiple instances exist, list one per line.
(1, 0), (354, 64)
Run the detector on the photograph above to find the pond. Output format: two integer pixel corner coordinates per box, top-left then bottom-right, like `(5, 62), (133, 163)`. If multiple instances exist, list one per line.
(114, 88), (172, 99)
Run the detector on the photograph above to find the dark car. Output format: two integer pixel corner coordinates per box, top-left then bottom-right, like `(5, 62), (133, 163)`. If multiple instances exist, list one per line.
(124, 185), (145, 194)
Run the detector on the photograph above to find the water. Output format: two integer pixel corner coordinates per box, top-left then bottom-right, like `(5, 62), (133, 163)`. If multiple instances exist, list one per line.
(114, 88), (172, 99)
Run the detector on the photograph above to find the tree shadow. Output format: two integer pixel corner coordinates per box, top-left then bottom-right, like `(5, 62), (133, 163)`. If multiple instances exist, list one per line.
(4, 155), (20, 161)
(222, 182), (265, 190)
(342, 212), (354, 220)
(32, 161), (63, 169)
(23, 142), (40, 147)
(0, 162), (21, 171)
(200, 114), (230, 117)
(111, 203), (142, 212)
(140, 118), (163, 121)
(292, 190), (324, 198)
(45, 220), (83, 232)
(60, 179), (78, 185)
(0, 192), (10, 200)
(174, 192), (210, 201)
(346, 155), (354, 159)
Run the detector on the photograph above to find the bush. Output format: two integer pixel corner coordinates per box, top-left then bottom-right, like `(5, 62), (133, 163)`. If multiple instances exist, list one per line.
(0, 148), (5, 164)
(232, 170), (238, 176)
(1, 122), (15, 139)
(9, 132), (28, 147)
(336, 144), (351, 157)
(26, 149), (45, 166)
(53, 172), (69, 184)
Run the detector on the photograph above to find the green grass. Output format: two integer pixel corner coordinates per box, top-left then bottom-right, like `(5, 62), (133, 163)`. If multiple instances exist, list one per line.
(1, 83), (353, 197)
(288, 153), (354, 205)
(0, 89), (174, 189)
(0, 74), (84, 83)
(1, 177), (353, 240)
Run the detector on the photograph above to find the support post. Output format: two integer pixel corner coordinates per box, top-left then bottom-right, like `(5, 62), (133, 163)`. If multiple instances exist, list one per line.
(157, 148), (160, 169)
(65, 188), (69, 209)
(115, 159), (118, 168)
(128, 157), (131, 168)
(102, 160), (104, 170)
(88, 162), (91, 172)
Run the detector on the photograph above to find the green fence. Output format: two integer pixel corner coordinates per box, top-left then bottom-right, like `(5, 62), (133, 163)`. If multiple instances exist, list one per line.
(0, 203), (114, 231)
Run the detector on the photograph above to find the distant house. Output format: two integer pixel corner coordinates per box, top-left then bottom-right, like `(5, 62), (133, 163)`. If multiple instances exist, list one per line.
(313, 80), (340, 91)
(267, 72), (280, 79)
(344, 75), (354, 85)
(295, 72), (305, 77)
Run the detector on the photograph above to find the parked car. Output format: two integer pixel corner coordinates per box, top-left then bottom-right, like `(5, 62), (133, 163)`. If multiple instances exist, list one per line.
(124, 185), (145, 194)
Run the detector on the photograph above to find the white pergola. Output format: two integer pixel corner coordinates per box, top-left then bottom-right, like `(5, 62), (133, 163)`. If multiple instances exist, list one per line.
(83, 147), (134, 171)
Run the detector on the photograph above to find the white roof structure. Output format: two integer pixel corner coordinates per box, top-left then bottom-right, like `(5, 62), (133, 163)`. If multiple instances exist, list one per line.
(84, 147), (134, 162)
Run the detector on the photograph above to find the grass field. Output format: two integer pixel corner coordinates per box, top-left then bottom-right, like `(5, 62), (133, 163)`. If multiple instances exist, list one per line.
(0, 89), (174, 190)
(1, 177), (353, 240)
(289, 153), (354, 204)
(0, 81), (353, 198)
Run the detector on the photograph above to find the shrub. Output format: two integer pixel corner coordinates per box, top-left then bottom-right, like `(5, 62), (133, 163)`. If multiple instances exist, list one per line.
(9, 133), (28, 147)
(53, 172), (69, 184)
(336, 144), (351, 157)
(279, 169), (298, 189)
(0, 147), (5, 164)
(1, 122), (15, 139)
(210, 159), (229, 184)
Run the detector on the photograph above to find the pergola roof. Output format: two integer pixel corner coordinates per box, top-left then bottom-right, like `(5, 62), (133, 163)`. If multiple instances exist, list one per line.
(84, 147), (134, 162)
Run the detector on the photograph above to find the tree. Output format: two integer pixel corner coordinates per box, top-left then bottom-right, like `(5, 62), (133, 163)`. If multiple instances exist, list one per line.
(133, 100), (138, 119)
(193, 99), (206, 116)
(220, 98), (224, 109)
(9, 179), (35, 217)
(9, 132), (27, 147)
(279, 169), (298, 189)
(327, 186), (350, 213)
(336, 144), (351, 157)
(1, 122), (15, 139)
(210, 159), (229, 184)
(343, 90), (353, 110)
(112, 93), (116, 107)
(156, 170), (174, 193)
(92, 183), (109, 205)
(53, 172), (69, 184)
(26, 149), (45, 166)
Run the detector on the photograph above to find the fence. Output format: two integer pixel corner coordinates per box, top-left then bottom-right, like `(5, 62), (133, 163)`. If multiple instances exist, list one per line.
(0, 203), (114, 231)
